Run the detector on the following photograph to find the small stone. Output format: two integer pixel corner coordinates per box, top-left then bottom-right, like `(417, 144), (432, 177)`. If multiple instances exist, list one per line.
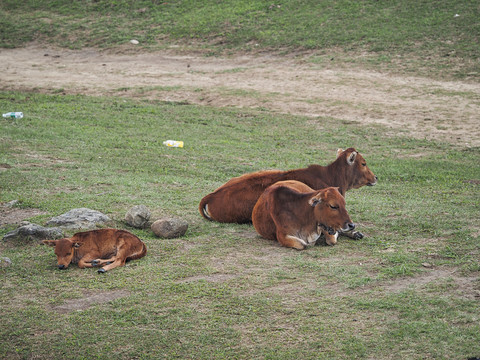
(0, 257), (12, 268)
(5, 200), (19, 207)
(151, 218), (188, 239)
(422, 262), (433, 268)
(124, 205), (151, 229)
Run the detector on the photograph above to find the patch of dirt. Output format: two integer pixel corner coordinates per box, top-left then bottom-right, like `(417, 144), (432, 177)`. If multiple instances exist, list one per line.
(51, 290), (130, 314)
(381, 268), (480, 300)
(0, 204), (47, 227)
(1, 44), (479, 147)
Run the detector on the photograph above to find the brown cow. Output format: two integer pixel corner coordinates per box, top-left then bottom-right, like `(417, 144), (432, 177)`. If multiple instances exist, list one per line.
(252, 181), (354, 250)
(199, 147), (376, 227)
(253, 180), (340, 246)
(43, 228), (147, 273)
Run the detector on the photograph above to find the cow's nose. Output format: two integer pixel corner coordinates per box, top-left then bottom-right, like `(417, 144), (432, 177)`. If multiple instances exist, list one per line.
(375, 175), (378, 181)
(58, 264), (66, 270)
(347, 223), (356, 231)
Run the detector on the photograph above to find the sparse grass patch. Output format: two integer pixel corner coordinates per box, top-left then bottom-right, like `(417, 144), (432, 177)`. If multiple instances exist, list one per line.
(0, 0), (478, 79)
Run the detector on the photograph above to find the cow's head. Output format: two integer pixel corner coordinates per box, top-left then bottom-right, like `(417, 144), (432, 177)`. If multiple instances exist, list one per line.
(43, 238), (82, 269)
(337, 148), (377, 189)
(309, 187), (355, 235)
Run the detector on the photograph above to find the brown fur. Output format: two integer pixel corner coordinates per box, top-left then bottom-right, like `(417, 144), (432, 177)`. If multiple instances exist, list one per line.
(199, 148), (376, 224)
(43, 229), (147, 273)
(253, 180), (339, 246)
(252, 181), (353, 250)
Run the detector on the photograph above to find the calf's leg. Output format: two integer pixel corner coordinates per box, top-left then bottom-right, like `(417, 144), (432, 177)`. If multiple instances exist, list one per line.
(276, 231), (307, 250)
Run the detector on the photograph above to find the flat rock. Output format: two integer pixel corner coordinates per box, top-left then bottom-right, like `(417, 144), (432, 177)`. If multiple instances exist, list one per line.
(3, 222), (64, 242)
(151, 218), (188, 239)
(46, 208), (111, 229)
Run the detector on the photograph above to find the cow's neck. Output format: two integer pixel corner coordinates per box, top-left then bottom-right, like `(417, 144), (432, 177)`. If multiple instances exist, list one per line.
(287, 162), (351, 195)
(324, 160), (353, 195)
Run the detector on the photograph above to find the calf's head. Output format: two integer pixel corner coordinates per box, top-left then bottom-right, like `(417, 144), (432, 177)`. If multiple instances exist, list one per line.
(309, 187), (355, 234)
(337, 148), (377, 189)
(43, 239), (82, 269)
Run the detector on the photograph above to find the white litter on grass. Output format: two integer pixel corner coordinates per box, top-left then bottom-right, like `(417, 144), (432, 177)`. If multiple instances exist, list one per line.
(130, 39), (139, 45)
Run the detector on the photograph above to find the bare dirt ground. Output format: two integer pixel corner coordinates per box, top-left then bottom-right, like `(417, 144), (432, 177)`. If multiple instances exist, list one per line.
(1, 44), (479, 147)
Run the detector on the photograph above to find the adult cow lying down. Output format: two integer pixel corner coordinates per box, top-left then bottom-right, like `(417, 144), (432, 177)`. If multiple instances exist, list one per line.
(252, 181), (354, 250)
(199, 148), (376, 237)
(43, 228), (147, 273)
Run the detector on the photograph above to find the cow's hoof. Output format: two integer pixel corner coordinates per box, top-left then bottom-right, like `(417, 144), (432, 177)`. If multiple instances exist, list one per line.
(91, 260), (100, 267)
(353, 231), (364, 240)
(98, 268), (106, 273)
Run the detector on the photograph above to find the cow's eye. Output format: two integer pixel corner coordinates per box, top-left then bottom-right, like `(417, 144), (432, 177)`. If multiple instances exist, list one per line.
(362, 163), (367, 167)
(329, 205), (339, 209)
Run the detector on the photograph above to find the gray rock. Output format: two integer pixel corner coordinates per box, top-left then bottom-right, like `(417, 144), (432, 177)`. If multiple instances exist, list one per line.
(0, 257), (12, 268)
(124, 205), (151, 228)
(2, 223), (64, 242)
(5, 200), (19, 207)
(151, 218), (188, 239)
(46, 208), (111, 230)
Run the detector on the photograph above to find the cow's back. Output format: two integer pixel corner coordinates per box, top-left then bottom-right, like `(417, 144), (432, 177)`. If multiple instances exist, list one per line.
(71, 229), (145, 260)
(199, 170), (286, 223)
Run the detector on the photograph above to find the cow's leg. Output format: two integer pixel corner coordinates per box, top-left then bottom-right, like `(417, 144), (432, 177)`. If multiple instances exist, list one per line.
(77, 255), (99, 269)
(339, 229), (364, 240)
(324, 232), (338, 245)
(97, 242), (129, 273)
(91, 256), (115, 267)
(276, 231), (307, 250)
(97, 256), (126, 273)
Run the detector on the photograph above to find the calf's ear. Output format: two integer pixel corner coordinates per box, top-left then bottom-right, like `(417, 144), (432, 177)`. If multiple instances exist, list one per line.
(73, 242), (82, 248)
(42, 240), (57, 247)
(347, 151), (357, 165)
(308, 195), (322, 207)
(336, 148), (344, 158)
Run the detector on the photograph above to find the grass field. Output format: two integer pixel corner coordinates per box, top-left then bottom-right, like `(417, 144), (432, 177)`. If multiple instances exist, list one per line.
(1, 1), (479, 359)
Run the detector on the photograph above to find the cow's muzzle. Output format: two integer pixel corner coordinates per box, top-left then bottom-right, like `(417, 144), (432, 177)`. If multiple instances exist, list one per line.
(367, 176), (378, 186)
(58, 264), (67, 270)
(341, 223), (356, 232)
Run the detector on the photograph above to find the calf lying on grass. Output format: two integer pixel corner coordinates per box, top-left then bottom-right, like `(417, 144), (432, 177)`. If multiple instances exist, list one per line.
(43, 228), (147, 273)
(252, 181), (354, 250)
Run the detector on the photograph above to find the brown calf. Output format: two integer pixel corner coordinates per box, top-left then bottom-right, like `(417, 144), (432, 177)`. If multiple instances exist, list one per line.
(199, 148), (376, 224)
(43, 228), (147, 273)
(252, 181), (354, 250)
(253, 180), (340, 246)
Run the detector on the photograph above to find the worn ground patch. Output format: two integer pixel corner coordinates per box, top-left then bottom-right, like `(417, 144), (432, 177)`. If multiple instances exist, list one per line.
(1, 44), (479, 147)
(51, 290), (130, 314)
(0, 204), (48, 227)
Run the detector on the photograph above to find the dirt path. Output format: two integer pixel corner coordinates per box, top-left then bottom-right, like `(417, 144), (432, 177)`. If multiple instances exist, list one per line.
(1, 44), (479, 146)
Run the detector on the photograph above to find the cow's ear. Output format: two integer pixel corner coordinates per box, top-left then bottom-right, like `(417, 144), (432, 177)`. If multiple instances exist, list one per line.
(347, 151), (357, 165)
(42, 240), (57, 247)
(309, 196), (322, 207)
(73, 242), (82, 248)
(336, 148), (344, 158)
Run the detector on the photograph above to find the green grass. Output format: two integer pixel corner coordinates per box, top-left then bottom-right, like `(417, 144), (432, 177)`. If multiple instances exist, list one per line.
(0, 0), (479, 79)
(1, 91), (479, 359)
(0, 0), (479, 358)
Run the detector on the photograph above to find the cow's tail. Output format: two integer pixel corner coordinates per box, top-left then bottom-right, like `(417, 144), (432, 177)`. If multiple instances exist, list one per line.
(199, 195), (213, 221)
